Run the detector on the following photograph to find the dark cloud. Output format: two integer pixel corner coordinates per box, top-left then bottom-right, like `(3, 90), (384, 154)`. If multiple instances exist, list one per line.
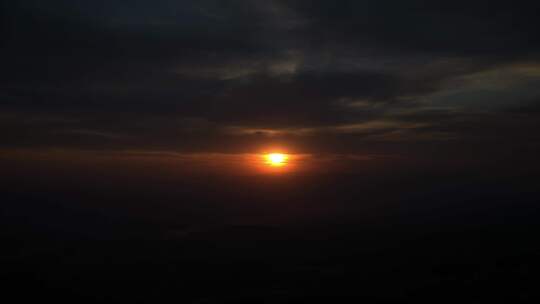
(1, 0), (540, 158)
(284, 0), (540, 56)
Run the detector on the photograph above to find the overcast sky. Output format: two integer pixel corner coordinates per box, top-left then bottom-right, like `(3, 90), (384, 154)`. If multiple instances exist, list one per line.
(2, 0), (540, 164)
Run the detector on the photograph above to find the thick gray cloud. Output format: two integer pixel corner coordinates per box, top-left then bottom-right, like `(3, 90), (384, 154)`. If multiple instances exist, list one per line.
(1, 0), (540, 158)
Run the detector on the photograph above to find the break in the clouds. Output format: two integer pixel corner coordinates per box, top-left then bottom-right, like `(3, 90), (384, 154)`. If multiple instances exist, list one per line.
(1, 0), (540, 158)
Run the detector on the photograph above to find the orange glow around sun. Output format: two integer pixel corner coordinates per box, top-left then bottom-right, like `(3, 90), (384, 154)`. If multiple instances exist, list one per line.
(264, 153), (288, 167)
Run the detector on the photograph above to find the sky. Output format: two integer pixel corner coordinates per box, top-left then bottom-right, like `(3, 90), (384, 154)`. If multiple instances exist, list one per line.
(2, 0), (540, 169)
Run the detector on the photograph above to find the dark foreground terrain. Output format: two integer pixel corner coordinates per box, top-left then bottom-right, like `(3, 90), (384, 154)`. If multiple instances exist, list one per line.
(2, 162), (539, 303)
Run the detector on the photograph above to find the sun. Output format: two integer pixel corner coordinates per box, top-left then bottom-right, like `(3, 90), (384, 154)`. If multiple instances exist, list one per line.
(264, 153), (288, 167)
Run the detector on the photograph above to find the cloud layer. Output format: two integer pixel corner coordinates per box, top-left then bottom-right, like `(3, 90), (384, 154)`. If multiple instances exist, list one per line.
(2, 0), (540, 160)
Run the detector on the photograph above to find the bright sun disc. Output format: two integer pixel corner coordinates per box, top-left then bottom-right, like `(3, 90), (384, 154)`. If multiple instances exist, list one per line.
(264, 153), (288, 167)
